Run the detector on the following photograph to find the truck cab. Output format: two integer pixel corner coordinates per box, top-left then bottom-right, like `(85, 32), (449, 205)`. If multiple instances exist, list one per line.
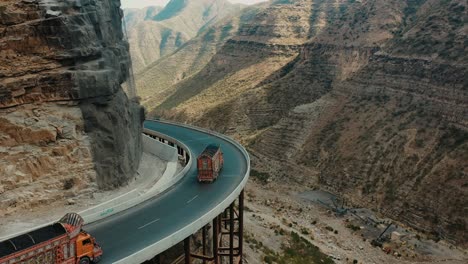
(76, 231), (102, 263)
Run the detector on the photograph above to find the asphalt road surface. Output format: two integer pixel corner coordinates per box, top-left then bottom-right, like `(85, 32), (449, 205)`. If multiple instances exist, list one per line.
(85, 121), (249, 263)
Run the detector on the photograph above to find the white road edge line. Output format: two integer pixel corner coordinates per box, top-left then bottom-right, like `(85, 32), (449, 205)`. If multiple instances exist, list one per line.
(186, 195), (199, 204)
(138, 218), (160, 230)
(184, 137), (211, 143)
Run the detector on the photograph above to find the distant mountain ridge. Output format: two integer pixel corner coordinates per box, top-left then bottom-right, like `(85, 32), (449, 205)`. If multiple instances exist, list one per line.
(153, 0), (188, 21)
(134, 5), (263, 107)
(124, 0), (244, 73)
(124, 6), (162, 28)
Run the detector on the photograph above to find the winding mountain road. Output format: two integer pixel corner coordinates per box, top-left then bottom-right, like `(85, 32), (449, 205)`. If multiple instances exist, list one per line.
(85, 120), (250, 264)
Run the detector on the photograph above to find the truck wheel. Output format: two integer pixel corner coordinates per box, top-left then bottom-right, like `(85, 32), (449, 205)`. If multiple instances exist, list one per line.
(80, 257), (91, 264)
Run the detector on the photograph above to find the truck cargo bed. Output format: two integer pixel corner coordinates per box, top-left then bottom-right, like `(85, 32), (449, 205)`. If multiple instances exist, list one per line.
(0, 223), (66, 258)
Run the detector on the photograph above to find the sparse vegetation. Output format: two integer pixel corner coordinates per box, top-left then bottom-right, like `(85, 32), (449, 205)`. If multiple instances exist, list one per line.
(63, 179), (75, 190)
(385, 182), (397, 202)
(346, 224), (361, 232)
(415, 138), (425, 148)
(263, 232), (334, 264)
(250, 169), (271, 184)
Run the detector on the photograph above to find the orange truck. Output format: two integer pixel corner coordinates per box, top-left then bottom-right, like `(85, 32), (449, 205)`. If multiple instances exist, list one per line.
(0, 213), (102, 264)
(197, 144), (224, 183)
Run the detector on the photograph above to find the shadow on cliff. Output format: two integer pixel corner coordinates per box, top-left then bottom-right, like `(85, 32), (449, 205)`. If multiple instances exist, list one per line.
(79, 91), (145, 189)
(65, 0), (146, 190)
(152, 39), (277, 113)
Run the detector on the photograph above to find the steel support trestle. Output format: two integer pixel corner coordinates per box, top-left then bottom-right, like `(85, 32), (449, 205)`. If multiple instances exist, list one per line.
(183, 190), (244, 264)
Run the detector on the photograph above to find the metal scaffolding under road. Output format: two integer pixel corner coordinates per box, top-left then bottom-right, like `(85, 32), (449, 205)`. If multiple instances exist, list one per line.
(183, 190), (245, 264)
(153, 190), (245, 264)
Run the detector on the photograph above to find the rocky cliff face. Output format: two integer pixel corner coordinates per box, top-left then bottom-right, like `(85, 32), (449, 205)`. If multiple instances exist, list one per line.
(0, 0), (143, 215)
(147, 0), (467, 245)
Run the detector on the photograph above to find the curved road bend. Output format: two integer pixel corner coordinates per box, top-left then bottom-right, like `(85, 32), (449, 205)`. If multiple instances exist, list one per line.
(85, 121), (249, 263)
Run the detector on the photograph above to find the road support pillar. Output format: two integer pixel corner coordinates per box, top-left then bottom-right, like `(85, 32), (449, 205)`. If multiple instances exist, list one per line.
(229, 203), (235, 264)
(239, 190), (244, 264)
(178, 190), (244, 264)
(202, 226), (207, 264)
(213, 216), (219, 264)
(184, 237), (191, 264)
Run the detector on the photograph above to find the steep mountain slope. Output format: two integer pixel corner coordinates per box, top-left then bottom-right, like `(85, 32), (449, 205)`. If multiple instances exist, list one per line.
(125, 0), (244, 73)
(136, 5), (264, 106)
(124, 6), (162, 28)
(147, 0), (467, 245)
(155, 0), (318, 114)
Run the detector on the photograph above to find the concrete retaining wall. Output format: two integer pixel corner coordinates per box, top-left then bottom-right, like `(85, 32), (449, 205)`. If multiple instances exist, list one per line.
(142, 135), (177, 162)
(81, 132), (192, 223)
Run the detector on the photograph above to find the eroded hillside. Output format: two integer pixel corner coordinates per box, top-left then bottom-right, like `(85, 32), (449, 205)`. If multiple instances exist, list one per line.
(143, 0), (467, 246)
(0, 0), (143, 216)
(125, 0), (244, 73)
(135, 4), (267, 107)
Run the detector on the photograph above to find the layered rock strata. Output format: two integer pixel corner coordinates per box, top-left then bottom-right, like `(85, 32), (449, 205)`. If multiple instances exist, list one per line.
(0, 0), (143, 216)
(149, 0), (467, 245)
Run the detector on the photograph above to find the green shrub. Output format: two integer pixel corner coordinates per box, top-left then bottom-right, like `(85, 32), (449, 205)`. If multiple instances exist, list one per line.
(250, 169), (271, 184)
(274, 232), (334, 264)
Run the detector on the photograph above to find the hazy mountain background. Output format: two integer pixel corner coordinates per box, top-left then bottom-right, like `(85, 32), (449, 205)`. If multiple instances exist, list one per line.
(134, 4), (265, 106)
(122, 0), (168, 8)
(124, 0), (244, 73)
(122, 0), (268, 8)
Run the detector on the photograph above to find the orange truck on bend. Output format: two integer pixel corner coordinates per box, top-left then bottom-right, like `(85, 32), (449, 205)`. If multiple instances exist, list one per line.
(197, 144), (224, 183)
(0, 213), (102, 264)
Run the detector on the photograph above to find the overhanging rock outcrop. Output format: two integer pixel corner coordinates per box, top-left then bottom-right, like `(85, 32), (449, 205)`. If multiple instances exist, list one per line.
(0, 0), (143, 216)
